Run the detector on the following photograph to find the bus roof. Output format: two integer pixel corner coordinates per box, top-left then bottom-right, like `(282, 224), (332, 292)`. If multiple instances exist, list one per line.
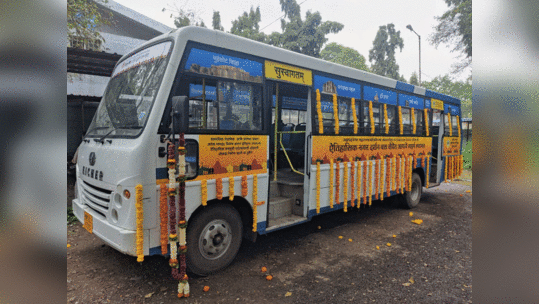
(128, 26), (460, 106)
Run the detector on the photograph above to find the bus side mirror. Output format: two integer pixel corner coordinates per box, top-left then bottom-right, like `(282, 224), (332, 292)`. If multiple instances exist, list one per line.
(171, 96), (188, 133)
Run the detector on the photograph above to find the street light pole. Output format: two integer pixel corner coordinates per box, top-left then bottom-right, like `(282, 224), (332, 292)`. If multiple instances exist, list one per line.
(406, 25), (421, 86)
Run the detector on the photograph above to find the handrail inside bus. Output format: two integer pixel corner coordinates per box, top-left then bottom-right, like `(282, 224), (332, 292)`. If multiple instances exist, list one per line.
(279, 133), (304, 176)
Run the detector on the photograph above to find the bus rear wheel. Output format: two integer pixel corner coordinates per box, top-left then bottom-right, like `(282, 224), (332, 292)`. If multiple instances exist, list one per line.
(186, 204), (243, 276)
(403, 172), (422, 209)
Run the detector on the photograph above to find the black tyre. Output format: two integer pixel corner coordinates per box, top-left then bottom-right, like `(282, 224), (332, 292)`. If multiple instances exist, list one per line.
(186, 204), (243, 276)
(403, 172), (422, 209)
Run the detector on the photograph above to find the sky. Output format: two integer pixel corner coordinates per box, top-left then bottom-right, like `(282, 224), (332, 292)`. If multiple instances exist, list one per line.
(113, 0), (471, 83)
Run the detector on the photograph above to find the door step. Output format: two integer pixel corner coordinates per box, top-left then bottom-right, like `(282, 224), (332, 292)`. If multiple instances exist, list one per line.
(266, 214), (307, 232)
(427, 183), (441, 188)
(268, 196), (294, 219)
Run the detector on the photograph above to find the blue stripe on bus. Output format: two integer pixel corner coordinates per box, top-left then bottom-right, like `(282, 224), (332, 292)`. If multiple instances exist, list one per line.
(396, 81), (415, 93)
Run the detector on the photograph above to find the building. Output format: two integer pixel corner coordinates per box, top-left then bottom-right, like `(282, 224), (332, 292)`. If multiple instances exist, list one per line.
(67, 0), (172, 160)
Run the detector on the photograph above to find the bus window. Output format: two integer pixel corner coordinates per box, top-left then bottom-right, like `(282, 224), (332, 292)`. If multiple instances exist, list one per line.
(385, 104), (396, 135)
(433, 110), (441, 127)
(299, 110), (306, 124)
(282, 109), (291, 125)
(402, 107), (411, 134)
(338, 97), (353, 134)
(373, 102), (381, 134)
(415, 109), (423, 135)
(217, 81), (263, 131)
(451, 115), (458, 135)
(444, 113), (450, 136)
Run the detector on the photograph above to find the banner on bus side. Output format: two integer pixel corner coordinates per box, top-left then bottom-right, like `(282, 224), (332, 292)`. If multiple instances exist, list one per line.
(195, 135), (268, 180)
(311, 136), (432, 164)
(443, 137), (461, 156)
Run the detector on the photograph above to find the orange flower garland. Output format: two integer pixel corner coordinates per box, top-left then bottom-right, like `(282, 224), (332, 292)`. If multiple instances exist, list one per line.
(395, 156), (400, 194)
(350, 161), (355, 207)
(448, 113), (452, 136)
(424, 108), (429, 136)
(362, 161), (367, 205)
(352, 98), (358, 134)
(216, 178), (223, 200)
(316, 89), (323, 134)
(252, 174), (258, 232)
(385, 158), (390, 197)
(457, 115), (461, 138)
(241, 175), (248, 197)
(333, 94), (339, 135)
(368, 161), (373, 205)
(135, 184), (144, 263)
(384, 104), (389, 134)
(412, 108), (416, 135)
(392, 156), (396, 193)
(356, 160), (361, 208)
(374, 159), (379, 200)
(409, 156), (413, 192)
(369, 101), (374, 134)
(398, 106), (403, 135)
(335, 159), (341, 205)
(380, 159), (384, 201)
(329, 159), (334, 209)
(426, 156), (430, 188)
(316, 161), (321, 214)
(201, 179), (207, 206)
(159, 184), (168, 255)
(343, 162), (348, 212)
(229, 175), (234, 201)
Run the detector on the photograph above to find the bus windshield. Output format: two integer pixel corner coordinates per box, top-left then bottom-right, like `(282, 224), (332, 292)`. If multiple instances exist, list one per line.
(86, 41), (172, 138)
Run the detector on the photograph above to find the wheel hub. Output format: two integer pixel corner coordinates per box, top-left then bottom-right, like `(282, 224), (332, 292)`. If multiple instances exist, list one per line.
(199, 219), (232, 260)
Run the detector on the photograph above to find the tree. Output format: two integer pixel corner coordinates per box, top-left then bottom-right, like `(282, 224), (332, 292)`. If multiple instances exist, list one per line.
(212, 11), (224, 31)
(230, 6), (266, 42)
(164, 5), (206, 28)
(368, 23), (404, 80)
(422, 75), (472, 118)
(320, 42), (368, 71)
(67, 0), (112, 50)
(430, 0), (472, 72)
(267, 0), (343, 57)
(409, 72), (419, 85)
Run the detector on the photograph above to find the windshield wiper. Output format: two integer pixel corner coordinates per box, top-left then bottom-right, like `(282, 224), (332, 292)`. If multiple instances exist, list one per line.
(95, 128), (116, 144)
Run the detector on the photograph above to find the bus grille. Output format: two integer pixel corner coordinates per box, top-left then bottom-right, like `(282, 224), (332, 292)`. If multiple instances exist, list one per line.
(80, 180), (112, 219)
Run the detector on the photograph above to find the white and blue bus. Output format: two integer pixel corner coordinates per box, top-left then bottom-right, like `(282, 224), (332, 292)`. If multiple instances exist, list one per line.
(72, 26), (463, 275)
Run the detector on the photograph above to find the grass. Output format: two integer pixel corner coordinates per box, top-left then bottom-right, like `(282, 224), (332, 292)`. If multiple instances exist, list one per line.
(67, 206), (78, 225)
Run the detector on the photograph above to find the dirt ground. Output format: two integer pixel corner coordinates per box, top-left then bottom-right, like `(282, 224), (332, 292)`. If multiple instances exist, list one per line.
(67, 181), (472, 303)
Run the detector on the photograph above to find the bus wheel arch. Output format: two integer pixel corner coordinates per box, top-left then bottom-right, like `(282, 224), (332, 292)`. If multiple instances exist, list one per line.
(403, 172), (422, 209)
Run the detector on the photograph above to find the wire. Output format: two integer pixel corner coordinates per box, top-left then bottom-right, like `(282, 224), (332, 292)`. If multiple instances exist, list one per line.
(260, 0), (309, 32)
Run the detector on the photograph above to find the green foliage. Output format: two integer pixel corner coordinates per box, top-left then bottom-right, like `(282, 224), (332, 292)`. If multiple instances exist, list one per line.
(165, 6), (206, 28)
(212, 11), (224, 31)
(462, 140), (472, 169)
(266, 0), (343, 58)
(320, 42), (368, 71)
(67, 0), (112, 50)
(409, 72), (419, 85)
(422, 74), (472, 118)
(230, 6), (266, 42)
(368, 23), (404, 80)
(430, 0), (472, 72)
(67, 207), (78, 225)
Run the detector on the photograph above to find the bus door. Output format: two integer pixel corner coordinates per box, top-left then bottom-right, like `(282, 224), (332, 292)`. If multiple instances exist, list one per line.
(431, 109), (443, 184)
(266, 81), (310, 231)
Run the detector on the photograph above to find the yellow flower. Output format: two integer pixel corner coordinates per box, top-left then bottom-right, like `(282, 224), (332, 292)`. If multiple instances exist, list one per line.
(392, 235), (396, 238)
(376, 246), (380, 250)
(317, 226), (321, 230)
(348, 239), (353, 242)
(386, 243), (391, 247)
(261, 266), (267, 272)
(411, 219), (423, 225)
(266, 275), (273, 281)
(67, 244), (71, 248)
(203, 286), (210, 292)
(338, 236), (343, 239)
(409, 212), (413, 217)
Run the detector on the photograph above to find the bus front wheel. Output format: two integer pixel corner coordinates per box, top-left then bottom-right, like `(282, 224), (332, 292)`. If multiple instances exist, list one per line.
(403, 172), (422, 209)
(186, 204), (243, 276)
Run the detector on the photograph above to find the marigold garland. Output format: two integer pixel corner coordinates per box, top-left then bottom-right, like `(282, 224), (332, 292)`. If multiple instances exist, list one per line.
(201, 179), (208, 206)
(362, 161), (367, 205)
(352, 98), (358, 134)
(426, 156), (430, 188)
(412, 108), (416, 135)
(395, 156), (400, 194)
(424, 108), (429, 136)
(335, 160), (340, 205)
(216, 178), (223, 200)
(385, 158), (390, 197)
(368, 161), (373, 205)
(380, 159), (384, 201)
(409, 157), (413, 192)
(160, 184), (168, 255)
(135, 184), (144, 262)
(333, 94), (339, 135)
(369, 101), (374, 134)
(445, 157), (448, 182)
(252, 174), (258, 232)
(384, 104), (389, 134)
(316, 161), (321, 214)
(350, 161), (356, 207)
(177, 134), (189, 297)
(241, 175), (248, 197)
(356, 160), (361, 208)
(402, 157), (406, 194)
(316, 89), (323, 134)
(392, 156), (396, 192)
(374, 159), (379, 200)
(229, 175), (234, 201)
(398, 106), (403, 135)
(343, 162), (348, 212)
(329, 159), (334, 209)
(448, 113), (452, 137)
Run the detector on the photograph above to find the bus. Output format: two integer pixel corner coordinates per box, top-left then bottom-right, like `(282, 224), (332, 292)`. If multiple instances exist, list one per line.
(72, 26), (464, 277)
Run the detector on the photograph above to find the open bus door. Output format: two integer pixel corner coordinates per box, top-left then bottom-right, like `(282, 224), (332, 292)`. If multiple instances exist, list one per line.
(265, 81), (310, 232)
(430, 108), (444, 185)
